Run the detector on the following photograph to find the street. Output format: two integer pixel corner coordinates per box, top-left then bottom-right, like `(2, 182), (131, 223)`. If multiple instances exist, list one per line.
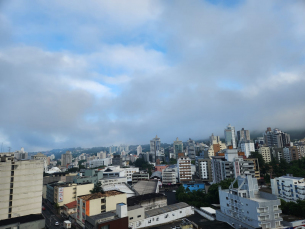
(42, 200), (65, 229)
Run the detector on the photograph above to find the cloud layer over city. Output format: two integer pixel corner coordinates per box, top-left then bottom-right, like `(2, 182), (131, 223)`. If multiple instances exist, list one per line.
(0, 0), (305, 151)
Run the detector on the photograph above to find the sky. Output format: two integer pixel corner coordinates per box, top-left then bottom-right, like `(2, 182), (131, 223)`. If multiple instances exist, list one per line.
(0, 0), (305, 152)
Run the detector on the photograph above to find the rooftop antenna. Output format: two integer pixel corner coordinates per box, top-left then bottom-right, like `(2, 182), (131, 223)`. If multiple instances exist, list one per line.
(8, 147), (11, 153)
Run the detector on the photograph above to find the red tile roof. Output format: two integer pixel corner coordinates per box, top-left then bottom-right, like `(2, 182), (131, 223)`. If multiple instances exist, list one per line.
(64, 201), (77, 209)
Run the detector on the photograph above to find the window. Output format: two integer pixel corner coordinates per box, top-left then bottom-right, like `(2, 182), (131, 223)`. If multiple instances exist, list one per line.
(180, 211), (182, 213)
(130, 217), (133, 220)
(137, 215), (141, 218)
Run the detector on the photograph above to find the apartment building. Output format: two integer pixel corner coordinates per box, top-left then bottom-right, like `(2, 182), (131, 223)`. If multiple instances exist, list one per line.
(132, 172), (149, 184)
(162, 168), (176, 185)
(177, 156), (192, 182)
(195, 158), (212, 182)
(240, 140), (255, 158)
(217, 175), (282, 229)
(289, 146), (302, 161)
(271, 175), (305, 202)
(0, 154), (44, 220)
(61, 151), (73, 167)
(100, 176), (127, 186)
(73, 169), (103, 184)
(244, 158), (260, 179)
(283, 147), (291, 163)
(87, 158), (112, 168)
(77, 191), (127, 226)
(211, 149), (255, 184)
(258, 146), (271, 163)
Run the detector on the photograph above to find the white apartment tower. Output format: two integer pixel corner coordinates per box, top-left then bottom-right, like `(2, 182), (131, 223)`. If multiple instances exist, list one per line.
(0, 154), (44, 220)
(224, 124), (236, 149)
(217, 175), (282, 229)
(137, 145), (142, 156)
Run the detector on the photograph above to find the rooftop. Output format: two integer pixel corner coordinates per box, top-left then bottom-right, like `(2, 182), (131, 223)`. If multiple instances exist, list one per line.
(64, 201), (77, 209)
(127, 205), (143, 211)
(127, 193), (166, 206)
(79, 190), (124, 201)
(280, 175), (304, 180)
(102, 183), (135, 194)
(145, 202), (189, 218)
(133, 180), (158, 195)
(0, 214), (44, 226)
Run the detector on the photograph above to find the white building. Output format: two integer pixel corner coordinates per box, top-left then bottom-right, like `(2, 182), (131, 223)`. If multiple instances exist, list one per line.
(195, 158), (212, 182)
(31, 152), (48, 172)
(271, 175), (305, 202)
(124, 167), (140, 182)
(100, 176), (127, 186)
(177, 156), (192, 182)
(129, 202), (194, 229)
(87, 158), (112, 168)
(162, 168), (176, 185)
(240, 141), (255, 158)
(97, 151), (106, 159)
(217, 175), (282, 229)
(137, 145), (142, 156)
(0, 154), (44, 220)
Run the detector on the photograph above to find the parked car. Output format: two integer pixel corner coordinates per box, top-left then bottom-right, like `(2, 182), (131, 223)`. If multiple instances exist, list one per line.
(55, 221), (59, 226)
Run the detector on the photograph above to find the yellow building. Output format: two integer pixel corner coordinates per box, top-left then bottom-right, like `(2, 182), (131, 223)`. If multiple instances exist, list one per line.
(77, 191), (127, 225)
(258, 146), (271, 163)
(53, 182), (94, 207)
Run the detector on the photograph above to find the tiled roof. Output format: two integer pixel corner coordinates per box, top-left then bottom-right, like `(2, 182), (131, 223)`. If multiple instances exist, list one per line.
(64, 201), (77, 209)
(78, 190), (124, 201)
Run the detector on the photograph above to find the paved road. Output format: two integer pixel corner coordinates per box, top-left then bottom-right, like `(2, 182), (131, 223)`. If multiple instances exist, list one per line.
(42, 200), (65, 229)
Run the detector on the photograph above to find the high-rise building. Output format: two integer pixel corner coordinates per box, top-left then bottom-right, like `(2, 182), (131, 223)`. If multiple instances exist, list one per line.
(224, 124), (236, 149)
(137, 145), (142, 156)
(210, 133), (220, 145)
(240, 140), (255, 158)
(264, 127), (290, 148)
(237, 128), (250, 146)
(61, 151), (72, 168)
(0, 153), (44, 220)
(217, 175), (282, 229)
(150, 135), (161, 162)
(195, 158), (212, 182)
(177, 156), (192, 182)
(258, 146), (271, 163)
(173, 137), (183, 159)
(187, 138), (196, 159)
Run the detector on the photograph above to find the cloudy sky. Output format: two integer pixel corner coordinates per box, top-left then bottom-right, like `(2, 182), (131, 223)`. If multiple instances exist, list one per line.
(0, 0), (305, 151)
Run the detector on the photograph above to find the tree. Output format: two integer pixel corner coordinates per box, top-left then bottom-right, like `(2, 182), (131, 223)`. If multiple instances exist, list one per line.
(169, 158), (177, 165)
(90, 181), (104, 194)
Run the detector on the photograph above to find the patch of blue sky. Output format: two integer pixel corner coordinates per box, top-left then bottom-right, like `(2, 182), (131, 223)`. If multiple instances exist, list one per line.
(204, 0), (245, 8)
(217, 80), (243, 91)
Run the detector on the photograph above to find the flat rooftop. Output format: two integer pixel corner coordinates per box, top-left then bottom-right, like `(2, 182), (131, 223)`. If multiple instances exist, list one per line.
(127, 193), (166, 206)
(79, 190), (124, 200)
(0, 214), (44, 226)
(280, 176), (304, 180)
(133, 180), (158, 195)
(145, 202), (189, 218)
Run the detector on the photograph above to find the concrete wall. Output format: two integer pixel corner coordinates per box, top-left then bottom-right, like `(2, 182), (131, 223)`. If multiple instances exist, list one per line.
(106, 193), (127, 212)
(128, 207), (145, 224)
(0, 160), (43, 220)
(77, 183), (94, 196)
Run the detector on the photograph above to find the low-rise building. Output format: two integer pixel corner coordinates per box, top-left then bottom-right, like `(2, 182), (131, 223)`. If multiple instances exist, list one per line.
(133, 180), (159, 195)
(87, 158), (112, 168)
(271, 174), (305, 202)
(129, 202), (194, 229)
(127, 193), (167, 211)
(0, 214), (45, 229)
(216, 175), (282, 229)
(100, 176), (127, 186)
(162, 168), (176, 185)
(77, 191), (127, 226)
(85, 203), (129, 229)
(63, 201), (77, 217)
(73, 169), (103, 184)
(132, 172), (149, 184)
(155, 164), (169, 172)
(102, 183), (136, 198)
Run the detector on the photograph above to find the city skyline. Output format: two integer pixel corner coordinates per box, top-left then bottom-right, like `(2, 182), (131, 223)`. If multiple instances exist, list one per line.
(0, 0), (305, 151)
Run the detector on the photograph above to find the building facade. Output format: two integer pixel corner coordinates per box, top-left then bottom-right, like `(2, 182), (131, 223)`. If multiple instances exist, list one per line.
(258, 146), (271, 163)
(224, 124), (236, 149)
(173, 137), (183, 159)
(177, 156), (192, 182)
(162, 168), (176, 185)
(217, 175), (282, 229)
(271, 175), (305, 202)
(195, 158), (212, 182)
(61, 151), (73, 168)
(0, 154), (44, 220)
(187, 138), (196, 159)
(150, 135), (161, 162)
